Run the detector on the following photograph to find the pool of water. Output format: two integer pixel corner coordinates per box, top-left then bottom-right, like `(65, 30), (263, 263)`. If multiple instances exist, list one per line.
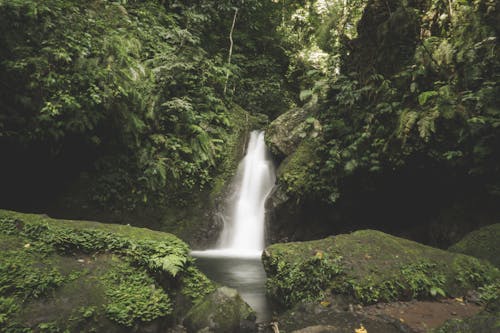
(192, 254), (271, 322)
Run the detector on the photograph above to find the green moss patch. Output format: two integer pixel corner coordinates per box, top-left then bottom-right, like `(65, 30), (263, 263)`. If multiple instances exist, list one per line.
(0, 209), (215, 332)
(449, 224), (500, 268)
(263, 230), (499, 307)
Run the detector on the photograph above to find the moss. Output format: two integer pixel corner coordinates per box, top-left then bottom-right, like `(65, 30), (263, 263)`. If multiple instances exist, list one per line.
(432, 311), (500, 333)
(448, 224), (500, 268)
(277, 138), (321, 197)
(179, 265), (216, 305)
(0, 209), (214, 332)
(102, 261), (172, 327)
(263, 230), (500, 307)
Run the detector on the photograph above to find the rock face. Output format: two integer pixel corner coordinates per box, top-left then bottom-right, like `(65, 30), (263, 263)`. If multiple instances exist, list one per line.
(262, 230), (499, 308)
(448, 224), (500, 268)
(183, 287), (256, 333)
(0, 209), (216, 332)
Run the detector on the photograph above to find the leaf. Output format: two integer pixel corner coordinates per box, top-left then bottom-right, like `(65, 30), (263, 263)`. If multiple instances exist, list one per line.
(300, 89), (313, 101)
(355, 324), (368, 333)
(418, 91), (438, 106)
(430, 286), (446, 297)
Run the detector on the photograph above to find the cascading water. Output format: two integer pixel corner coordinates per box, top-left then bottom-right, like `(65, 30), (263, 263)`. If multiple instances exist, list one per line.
(218, 130), (275, 254)
(191, 130), (275, 321)
(193, 130), (275, 257)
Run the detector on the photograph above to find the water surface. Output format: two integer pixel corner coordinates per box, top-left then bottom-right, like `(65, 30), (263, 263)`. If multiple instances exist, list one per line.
(192, 253), (271, 322)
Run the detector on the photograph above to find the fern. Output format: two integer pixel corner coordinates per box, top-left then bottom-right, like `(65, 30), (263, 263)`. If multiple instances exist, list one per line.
(398, 109), (418, 144)
(417, 109), (439, 142)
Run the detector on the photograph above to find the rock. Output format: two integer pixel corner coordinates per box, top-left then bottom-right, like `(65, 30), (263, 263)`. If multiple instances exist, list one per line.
(291, 325), (338, 333)
(448, 224), (500, 268)
(262, 230), (499, 308)
(183, 287), (257, 333)
(265, 107), (315, 158)
(431, 310), (500, 333)
(275, 303), (410, 333)
(0, 209), (215, 332)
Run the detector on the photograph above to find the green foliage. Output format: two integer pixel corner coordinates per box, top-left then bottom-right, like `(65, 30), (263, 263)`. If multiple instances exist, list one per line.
(0, 297), (18, 325)
(0, 213), (190, 279)
(277, 0), (500, 208)
(400, 262), (446, 298)
(345, 262), (447, 304)
(0, 0), (240, 210)
(0, 210), (213, 331)
(265, 251), (343, 307)
(103, 262), (172, 327)
(264, 230), (499, 308)
(0, 250), (64, 301)
(479, 281), (499, 310)
(180, 265), (216, 304)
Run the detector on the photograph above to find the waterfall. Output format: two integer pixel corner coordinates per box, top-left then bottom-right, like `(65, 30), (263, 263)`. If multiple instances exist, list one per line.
(191, 131), (275, 320)
(193, 130), (275, 258)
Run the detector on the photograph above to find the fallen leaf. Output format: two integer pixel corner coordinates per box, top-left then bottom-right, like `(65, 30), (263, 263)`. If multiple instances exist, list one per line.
(355, 324), (367, 333)
(454, 297), (464, 303)
(320, 300), (330, 307)
(24, 243), (30, 248)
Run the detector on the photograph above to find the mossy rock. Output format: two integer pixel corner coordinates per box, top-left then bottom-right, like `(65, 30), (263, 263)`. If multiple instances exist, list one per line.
(183, 287), (256, 333)
(432, 310), (500, 333)
(265, 107), (311, 158)
(262, 230), (499, 308)
(448, 224), (500, 268)
(0, 209), (215, 332)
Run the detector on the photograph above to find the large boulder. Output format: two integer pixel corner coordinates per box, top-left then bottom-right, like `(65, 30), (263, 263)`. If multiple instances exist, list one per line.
(0, 209), (215, 332)
(265, 106), (320, 159)
(448, 224), (500, 268)
(262, 230), (499, 308)
(183, 287), (256, 333)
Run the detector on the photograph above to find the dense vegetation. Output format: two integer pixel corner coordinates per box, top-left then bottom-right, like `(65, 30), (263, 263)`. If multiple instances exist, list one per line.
(0, 0), (499, 331)
(0, 209), (214, 331)
(2, 0), (497, 244)
(265, 0), (499, 245)
(282, 0), (499, 203)
(0, 0), (291, 216)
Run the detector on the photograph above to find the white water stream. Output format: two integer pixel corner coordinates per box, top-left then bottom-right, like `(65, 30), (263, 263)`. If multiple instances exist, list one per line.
(191, 130), (276, 321)
(193, 130), (275, 258)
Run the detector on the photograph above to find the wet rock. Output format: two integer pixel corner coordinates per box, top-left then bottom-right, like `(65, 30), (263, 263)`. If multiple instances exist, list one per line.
(183, 287), (257, 333)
